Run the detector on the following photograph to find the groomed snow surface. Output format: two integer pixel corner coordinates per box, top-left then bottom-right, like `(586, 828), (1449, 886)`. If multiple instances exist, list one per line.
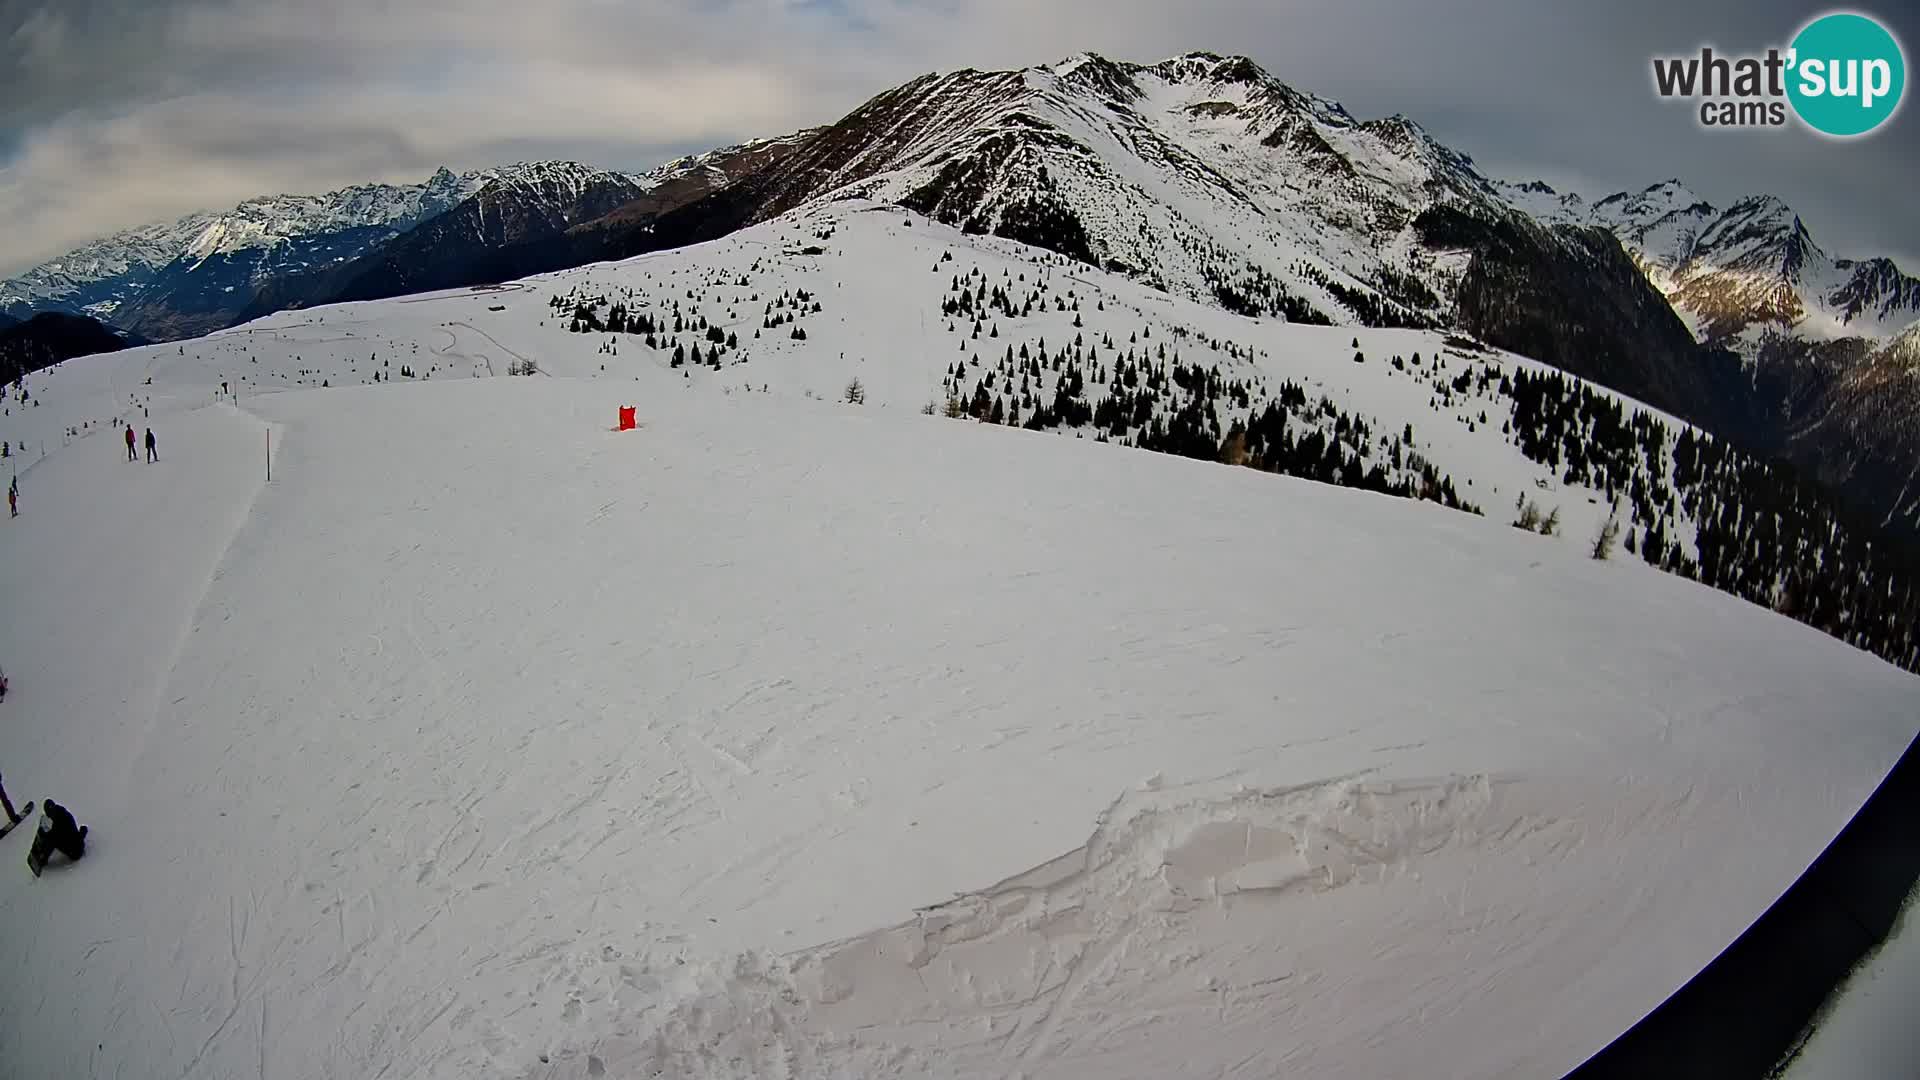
(2, 223), (1916, 1077)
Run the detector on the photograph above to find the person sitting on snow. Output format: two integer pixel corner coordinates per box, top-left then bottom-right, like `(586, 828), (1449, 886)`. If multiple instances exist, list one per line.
(27, 799), (87, 878)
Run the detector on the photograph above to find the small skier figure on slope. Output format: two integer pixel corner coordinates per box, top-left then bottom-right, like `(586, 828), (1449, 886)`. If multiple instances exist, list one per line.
(28, 799), (87, 877)
(145, 428), (157, 463)
(124, 425), (137, 462)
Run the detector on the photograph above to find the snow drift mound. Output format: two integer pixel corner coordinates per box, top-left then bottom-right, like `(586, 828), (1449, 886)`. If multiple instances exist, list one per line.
(520, 767), (1758, 1079)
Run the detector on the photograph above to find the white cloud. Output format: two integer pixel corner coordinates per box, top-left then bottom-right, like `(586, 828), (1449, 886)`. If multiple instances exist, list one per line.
(0, 0), (881, 274)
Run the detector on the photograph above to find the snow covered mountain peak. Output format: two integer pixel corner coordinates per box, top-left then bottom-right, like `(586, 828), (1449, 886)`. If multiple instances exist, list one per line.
(473, 159), (630, 190)
(714, 51), (1519, 332)
(1038, 50), (1269, 86)
(1698, 194), (1822, 280)
(1145, 50), (1278, 89)
(1591, 179), (1709, 234)
(451, 160), (649, 218)
(0, 166), (494, 323)
(0, 161), (661, 339)
(1500, 173), (1916, 348)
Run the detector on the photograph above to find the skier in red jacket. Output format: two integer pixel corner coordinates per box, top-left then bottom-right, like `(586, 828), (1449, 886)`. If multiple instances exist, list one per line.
(124, 425), (136, 462)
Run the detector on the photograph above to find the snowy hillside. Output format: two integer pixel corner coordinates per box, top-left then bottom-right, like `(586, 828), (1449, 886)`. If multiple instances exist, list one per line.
(8, 203), (1685, 559)
(2, 197), (1916, 1077)
(13, 202), (1918, 669)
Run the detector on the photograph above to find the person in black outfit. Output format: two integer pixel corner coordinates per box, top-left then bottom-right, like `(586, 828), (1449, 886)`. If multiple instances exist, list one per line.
(144, 428), (157, 463)
(28, 799), (87, 877)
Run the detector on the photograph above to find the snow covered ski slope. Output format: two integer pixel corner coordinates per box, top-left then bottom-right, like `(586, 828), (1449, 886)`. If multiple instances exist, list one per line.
(7, 202), (1728, 565)
(0, 205), (1914, 1078)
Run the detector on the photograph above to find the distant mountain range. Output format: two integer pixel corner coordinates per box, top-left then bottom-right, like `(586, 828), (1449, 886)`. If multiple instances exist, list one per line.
(0, 144), (812, 344)
(4, 51), (1916, 534)
(2, 166), (486, 338)
(234, 136), (813, 322)
(1500, 178), (1920, 349)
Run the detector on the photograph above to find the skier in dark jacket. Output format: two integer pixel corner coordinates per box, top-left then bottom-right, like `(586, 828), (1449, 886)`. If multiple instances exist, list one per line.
(27, 799), (87, 877)
(124, 425), (137, 462)
(144, 428), (157, 463)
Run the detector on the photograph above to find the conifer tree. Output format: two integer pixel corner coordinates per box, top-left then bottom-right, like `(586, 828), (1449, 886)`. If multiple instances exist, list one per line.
(1592, 502), (1623, 560)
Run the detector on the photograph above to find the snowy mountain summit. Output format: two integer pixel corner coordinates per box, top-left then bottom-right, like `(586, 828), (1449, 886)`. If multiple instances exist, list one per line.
(683, 50), (1504, 331)
(1501, 177), (1920, 348)
(1, 167), (478, 317)
(753, 49), (1918, 355)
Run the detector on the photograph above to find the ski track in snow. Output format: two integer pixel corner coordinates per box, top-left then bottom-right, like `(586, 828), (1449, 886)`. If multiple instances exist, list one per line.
(0, 206), (1913, 1079)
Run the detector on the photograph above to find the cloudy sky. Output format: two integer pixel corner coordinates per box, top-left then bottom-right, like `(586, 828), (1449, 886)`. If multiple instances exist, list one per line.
(2, 0), (1916, 278)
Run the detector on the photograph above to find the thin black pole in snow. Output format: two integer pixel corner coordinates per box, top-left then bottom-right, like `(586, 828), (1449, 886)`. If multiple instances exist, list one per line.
(266, 428), (271, 482)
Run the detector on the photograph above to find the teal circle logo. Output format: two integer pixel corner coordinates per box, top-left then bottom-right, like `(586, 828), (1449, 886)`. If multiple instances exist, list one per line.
(1787, 12), (1906, 136)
